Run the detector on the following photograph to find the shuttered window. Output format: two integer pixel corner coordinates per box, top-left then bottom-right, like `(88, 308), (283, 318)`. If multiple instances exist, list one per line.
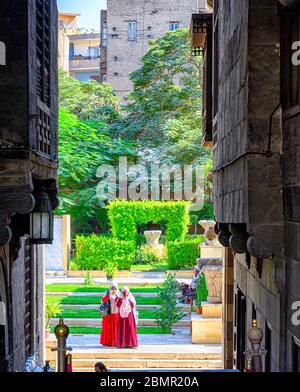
(36, 0), (51, 156)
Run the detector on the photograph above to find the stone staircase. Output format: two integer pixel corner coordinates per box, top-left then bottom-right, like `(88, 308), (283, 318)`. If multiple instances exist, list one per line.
(46, 278), (223, 371)
(62, 348), (223, 372)
(49, 290), (189, 328)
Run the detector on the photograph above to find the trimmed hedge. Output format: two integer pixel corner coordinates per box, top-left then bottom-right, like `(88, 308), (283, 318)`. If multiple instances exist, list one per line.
(167, 236), (202, 270)
(108, 200), (190, 243)
(75, 234), (135, 270)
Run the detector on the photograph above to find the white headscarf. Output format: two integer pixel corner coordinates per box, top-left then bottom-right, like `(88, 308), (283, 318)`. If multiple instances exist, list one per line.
(120, 287), (136, 319)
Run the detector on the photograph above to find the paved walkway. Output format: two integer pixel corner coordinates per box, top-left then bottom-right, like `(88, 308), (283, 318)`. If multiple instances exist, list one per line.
(46, 272), (192, 286)
(54, 334), (221, 354)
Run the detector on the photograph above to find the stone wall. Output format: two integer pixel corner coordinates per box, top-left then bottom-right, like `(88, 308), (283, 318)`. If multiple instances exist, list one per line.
(235, 253), (281, 371)
(106, 0), (206, 102)
(281, 6), (300, 371)
(213, 0), (284, 371)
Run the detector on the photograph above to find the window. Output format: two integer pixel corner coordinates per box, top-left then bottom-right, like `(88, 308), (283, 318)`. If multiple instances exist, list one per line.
(88, 46), (100, 58)
(74, 72), (100, 82)
(36, 0), (51, 156)
(101, 25), (107, 48)
(128, 21), (137, 41)
(169, 22), (179, 31)
(69, 43), (74, 60)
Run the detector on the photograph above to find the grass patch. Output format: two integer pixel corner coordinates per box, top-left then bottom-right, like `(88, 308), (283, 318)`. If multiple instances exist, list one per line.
(46, 284), (160, 293)
(130, 263), (168, 272)
(57, 309), (159, 319)
(49, 326), (170, 335)
(47, 295), (161, 306)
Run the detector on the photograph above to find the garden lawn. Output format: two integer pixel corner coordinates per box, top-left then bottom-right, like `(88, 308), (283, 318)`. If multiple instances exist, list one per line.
(46, 284), (160, 293)
(57, 309), (159, 319)
(47, 295), (161, 306)
(50, 326), (170, 335)
(130, 263), (168, 272)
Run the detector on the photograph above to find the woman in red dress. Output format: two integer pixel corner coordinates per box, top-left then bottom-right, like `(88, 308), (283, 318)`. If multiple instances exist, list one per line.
(100, 283), (120, 347)
(116, 287), (138, 349)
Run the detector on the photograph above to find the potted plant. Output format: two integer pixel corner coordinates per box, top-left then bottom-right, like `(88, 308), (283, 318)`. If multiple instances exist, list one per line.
(45, 297), (61, 339)
(194, 272), (208, 314)
(195, 280), (203, 314)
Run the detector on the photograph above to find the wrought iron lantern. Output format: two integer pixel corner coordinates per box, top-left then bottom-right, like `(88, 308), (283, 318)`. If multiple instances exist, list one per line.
(30, 187), (54, 244)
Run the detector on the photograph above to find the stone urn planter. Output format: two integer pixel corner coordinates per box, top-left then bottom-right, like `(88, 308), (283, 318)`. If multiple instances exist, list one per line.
(144, 230), (162, 246)
(202, 265), (223, 304)
(199, 220), (218, 245)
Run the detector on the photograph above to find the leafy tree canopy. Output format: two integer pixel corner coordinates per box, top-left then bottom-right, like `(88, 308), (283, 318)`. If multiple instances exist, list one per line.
(121, 28), (210, 166)
(57, 108), (135, 232)
(59, 70), (121, 122)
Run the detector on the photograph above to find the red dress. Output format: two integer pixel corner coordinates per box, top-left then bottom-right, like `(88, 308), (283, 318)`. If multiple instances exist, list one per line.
(100, 294), (119, 347)
(116, 298), (138, 348)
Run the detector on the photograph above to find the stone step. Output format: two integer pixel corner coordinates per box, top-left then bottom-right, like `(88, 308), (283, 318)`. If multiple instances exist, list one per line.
(60, 304), (190, 311)
(70, 351), (222, 361)
(46, 271), (193, 280)
(47, 292), (169, 298)
(50, 318), (190, 327)
(71, 359), (223, 370)
(74, 368), (224, 373)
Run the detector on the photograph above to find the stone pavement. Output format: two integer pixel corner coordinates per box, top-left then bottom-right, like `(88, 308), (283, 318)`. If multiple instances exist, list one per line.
(58, 329), (195, 348)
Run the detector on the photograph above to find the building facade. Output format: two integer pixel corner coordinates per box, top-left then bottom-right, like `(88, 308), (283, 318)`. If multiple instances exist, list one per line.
(58, 13), (101, 82)
(69, 33), (101, 82)
(0, 0), (58, 372)
(101, 0), (207, 102)
(58, 13), (80, 72)
(193, 0), (300, 372)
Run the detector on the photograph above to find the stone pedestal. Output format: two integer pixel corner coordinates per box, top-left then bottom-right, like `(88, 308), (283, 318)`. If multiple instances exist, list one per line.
(202, 303), (222, 318)
(144, 230), (164, 257)
(192, 303), (222, 344)
(192, 220), (224, 345)
(202, 265), (223, 304)
(200, 244), (224, 259)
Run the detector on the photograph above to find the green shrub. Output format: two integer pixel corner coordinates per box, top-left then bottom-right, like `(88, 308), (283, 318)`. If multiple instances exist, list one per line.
(155, 273), (185, 333)
(167, 236), (203, 270)
(194, 272), (208, 306)
(75, 234), (136, 270)
(197, 202), (214, 220)
(108, 200), (190, 243)
(135, 245), (167, 265)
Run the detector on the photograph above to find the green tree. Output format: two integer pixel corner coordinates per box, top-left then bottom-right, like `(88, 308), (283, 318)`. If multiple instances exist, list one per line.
(57, 108), (135, 233)
(59, 70), (120, 122)
(155, 273), (185, 333)
(125, 29), (202, 147)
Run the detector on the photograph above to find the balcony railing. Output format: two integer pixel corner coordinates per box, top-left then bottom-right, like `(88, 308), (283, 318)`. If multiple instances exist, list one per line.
(69, 56), (100, 70)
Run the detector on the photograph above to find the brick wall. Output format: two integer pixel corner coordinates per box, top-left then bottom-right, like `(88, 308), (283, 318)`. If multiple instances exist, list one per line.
(106, 0), (206, 102)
